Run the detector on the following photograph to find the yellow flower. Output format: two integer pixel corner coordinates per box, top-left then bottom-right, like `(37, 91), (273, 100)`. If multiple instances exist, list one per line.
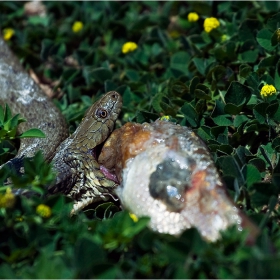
(0, 188), (15, 208)
(260, 84), (277, 97)
(188, 12), (199, 22)
(160, 115), (170, 121)
(129, 213), (138, 222)
(122, 42), (138, 54)
(221, 34), (229, 42)
(3, 28), (15, 41)
(36, 204), (52, 218)
(204, 17), (220, 33)
(72, 21), (83, 33)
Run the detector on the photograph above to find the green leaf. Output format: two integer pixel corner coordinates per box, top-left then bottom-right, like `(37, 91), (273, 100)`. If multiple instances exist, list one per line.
(249, 158), (266, 172)
(180, 102), (199, 127)
(196, 126), (212, 141)
(239, 49), (258, 63)
(189, 76), (200, 96)
(170, 51), (190, 73)
(194, 89), (211, 100)
(192, 57), (215, 76)
(266, 12), (280, 31)
(242, 164), (262, 187)
(239, 63), (252, 79)
(256, 28), (275, 52)
(19, 128), (45, 138)
(257, 55), (278, 69)
(27, 15), (49, 27)
(136, 111), (159, 123)
(125, 69), (140, 81)
(212, 115), (233, 126)
(233, 115), (249, 127)
(239, 19), (262, 42)
(74, 238), (105, 272)
(253, 102), (269, 124)
(83, 67), (113, 85)
(40, 39), (55, 60)
(4, 104), (12, 123)
(250, 182), (279, 208)
(0, 105), (4, 124)
(272, 137), (280, 152)
(224, 81), (251, 106)
(217, 155), (244, 185)
(224, 103), (243, 115)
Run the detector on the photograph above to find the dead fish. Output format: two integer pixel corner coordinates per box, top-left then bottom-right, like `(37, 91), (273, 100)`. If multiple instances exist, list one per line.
(99, 120), (259, 243)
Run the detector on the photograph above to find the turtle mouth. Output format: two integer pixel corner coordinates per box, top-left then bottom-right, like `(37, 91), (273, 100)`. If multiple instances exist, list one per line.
(90, 140), (119, 184)
(91, 140), (104, 160)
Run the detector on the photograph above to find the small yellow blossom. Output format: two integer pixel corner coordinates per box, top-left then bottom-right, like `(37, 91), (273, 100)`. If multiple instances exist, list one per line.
(204, 17), (220, 33)
(3, 28), (15, 41)
(221, 34), (229, 42)
(188, 12), (199, 22)
(160, 115), (170, 121)
(129, 213), (138, 222)
(36, 204), (52, 218)
(122, 42), (138, 54)
(15, 216), (24, 222)
(260, 84), (277, 97)
(0, 188), (15, 208)
(72, 21), (83, 33)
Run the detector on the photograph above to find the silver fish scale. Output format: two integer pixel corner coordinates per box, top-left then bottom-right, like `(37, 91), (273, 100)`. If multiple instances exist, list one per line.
(116, 120), (257, 241)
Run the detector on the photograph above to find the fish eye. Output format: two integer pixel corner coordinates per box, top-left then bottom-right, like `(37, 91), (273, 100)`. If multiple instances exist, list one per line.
(96, 108), (108, 118)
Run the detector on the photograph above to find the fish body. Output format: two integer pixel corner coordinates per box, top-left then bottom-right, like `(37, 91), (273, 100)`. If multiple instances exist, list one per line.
(99, 120), (259, 242)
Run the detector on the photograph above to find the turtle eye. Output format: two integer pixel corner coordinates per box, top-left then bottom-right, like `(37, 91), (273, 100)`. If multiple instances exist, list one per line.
(96, 108), (108, 118)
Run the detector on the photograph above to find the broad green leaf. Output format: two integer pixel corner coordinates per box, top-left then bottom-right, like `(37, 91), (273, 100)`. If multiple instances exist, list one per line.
(170, 51), (190, 73)
(249, 158), (266, 172)
(19, 128), (45, 138)
(239, 19), (262, 42)
(224, 103), (243, 115)
(239, 63), (252, 80)
(224, 81), (251, 106)
(257, 55), (278, 69)
(233, 115), (249, 127)
(196, 126), (212, 141)
(212, 115), (233, 126)
(126, 69), (140, 81)
(239, 49), (258, 63)
(256, 28), (275, 52)
(242, 164), (262, 187)
(217, 155), (244, 185)
(180, 102), (199, 127)
(194, 89), (211, 100)
(27, 15), (49, 26)
(253, 102), (269, 124)
(266, 12), (280, 31)
(74, 238), (105, 272)
(250, 182), (279, 208)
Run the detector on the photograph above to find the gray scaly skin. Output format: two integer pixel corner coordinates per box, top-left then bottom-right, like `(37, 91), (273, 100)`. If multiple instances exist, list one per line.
(49, 91), (122, 214)
(0, 37), (68, 163)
